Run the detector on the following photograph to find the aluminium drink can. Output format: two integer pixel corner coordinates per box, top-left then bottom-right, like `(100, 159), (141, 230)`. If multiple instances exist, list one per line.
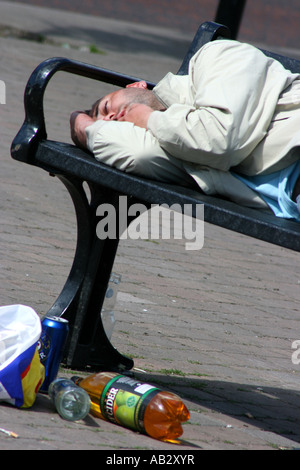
(38, 316), (69, 392)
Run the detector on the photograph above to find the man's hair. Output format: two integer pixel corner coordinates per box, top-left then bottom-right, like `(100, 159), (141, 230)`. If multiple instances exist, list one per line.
(122, 88), (164, 111)
(90, 98), (102, 118)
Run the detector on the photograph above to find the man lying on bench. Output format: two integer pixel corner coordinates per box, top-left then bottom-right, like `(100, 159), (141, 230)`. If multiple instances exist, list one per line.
(70, 38), (300, 222)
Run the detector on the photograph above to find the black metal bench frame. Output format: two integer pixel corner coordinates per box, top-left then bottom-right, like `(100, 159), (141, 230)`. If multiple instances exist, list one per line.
(11, 22), (300, 372)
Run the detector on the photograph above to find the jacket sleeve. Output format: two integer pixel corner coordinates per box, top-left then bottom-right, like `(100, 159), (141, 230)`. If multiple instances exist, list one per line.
(85, 120), (146, 172)
(85, 120), (191, 184)
(147, 40), (294, 171)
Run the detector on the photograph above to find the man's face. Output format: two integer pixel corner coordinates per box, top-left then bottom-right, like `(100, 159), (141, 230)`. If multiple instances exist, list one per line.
(93, 89), (131, 121)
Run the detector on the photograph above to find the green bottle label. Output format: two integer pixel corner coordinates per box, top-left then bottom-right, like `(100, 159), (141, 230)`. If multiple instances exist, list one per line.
(100, 375), (159, 433)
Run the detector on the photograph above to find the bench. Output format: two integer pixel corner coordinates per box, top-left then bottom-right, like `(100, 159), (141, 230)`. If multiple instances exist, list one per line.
(11, 21), (300, 372)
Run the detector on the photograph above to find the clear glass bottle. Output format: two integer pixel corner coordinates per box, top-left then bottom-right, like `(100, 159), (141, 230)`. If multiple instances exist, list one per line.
(48, 378), (91, 421)
(101, 273), (121, 340)
(72, 372), (190, 441)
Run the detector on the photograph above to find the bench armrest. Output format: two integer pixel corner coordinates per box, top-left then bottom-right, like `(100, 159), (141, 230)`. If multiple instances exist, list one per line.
(11, 56), (156, 164)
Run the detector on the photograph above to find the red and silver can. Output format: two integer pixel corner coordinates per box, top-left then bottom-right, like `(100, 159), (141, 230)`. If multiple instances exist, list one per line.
(38, 316), (69, 392)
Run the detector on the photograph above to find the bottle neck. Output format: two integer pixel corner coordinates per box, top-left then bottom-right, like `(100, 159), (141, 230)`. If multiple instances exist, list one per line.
(71, 376), (82, 385)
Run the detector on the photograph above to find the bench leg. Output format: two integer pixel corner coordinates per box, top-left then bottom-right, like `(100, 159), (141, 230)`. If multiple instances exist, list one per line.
(45, 175), (134, 372)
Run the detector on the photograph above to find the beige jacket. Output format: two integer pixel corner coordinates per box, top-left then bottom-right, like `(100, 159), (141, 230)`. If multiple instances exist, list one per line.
(86, 39), (300, 209)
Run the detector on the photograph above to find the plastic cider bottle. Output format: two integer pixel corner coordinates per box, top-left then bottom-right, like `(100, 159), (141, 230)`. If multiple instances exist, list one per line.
(72, 372), (190, 441)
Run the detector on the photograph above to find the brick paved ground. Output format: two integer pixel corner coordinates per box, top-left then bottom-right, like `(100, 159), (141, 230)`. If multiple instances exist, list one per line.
(7, 0), (300, 49)
(0, 1), (299, 451)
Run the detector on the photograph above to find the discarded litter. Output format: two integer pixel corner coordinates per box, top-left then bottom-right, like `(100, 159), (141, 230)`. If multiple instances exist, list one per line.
(72, 371), (190, 441)
(101, 273), (121, 340)
(0, 305), (190, 443)
(0, 427), (19, 438)
(0, 304), (45, 409)
(38, 316), (69, 393)
(48, 377), (91, 421)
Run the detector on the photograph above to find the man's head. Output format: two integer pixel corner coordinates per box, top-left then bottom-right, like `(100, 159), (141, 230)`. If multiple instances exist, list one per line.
(90, 80), (165, 121)
(70, 81), (165, 149)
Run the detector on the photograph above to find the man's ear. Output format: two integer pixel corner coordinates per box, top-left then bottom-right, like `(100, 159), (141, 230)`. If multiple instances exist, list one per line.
(126, 80), (148, 89)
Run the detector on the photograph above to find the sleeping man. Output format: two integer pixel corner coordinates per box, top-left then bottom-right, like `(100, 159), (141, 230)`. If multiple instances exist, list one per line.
(70, 39), (300, 221)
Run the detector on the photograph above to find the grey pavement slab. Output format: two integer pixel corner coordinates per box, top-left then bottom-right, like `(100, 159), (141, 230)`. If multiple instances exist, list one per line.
(0, 0), (299, 451)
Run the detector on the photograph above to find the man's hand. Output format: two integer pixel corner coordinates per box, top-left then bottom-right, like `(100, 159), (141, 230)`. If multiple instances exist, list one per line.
(117, 103), (154, 129)
(70, 111), (94, 148)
